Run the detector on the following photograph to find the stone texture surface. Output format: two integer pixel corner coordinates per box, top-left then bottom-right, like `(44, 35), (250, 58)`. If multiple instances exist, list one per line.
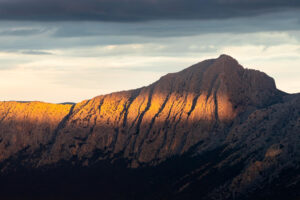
(39, 55), (282, 167)
(0, 101), (73, 163)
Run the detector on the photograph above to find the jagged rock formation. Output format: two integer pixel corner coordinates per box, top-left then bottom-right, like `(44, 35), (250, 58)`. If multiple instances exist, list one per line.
(0, 55), (299, 200)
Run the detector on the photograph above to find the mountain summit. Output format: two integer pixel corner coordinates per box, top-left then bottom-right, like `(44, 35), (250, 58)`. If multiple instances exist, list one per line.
(0, 55), (299, 200)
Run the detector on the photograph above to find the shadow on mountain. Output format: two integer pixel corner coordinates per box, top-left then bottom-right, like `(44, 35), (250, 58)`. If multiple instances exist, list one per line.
(0, 55), (299, 200)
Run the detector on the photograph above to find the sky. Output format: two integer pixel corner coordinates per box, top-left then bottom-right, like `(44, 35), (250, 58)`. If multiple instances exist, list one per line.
(0, 0), (300, 103)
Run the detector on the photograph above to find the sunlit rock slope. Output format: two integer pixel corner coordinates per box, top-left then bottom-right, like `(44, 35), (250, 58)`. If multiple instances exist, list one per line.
(0, 55), (299, 200)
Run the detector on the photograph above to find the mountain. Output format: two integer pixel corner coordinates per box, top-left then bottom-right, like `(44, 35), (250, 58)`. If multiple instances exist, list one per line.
(0, 55), (299, 200)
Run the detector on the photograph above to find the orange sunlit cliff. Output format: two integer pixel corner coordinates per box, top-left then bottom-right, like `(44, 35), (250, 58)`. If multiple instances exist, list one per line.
(0, 55), (280, 165)
(0, 55), (299, 200)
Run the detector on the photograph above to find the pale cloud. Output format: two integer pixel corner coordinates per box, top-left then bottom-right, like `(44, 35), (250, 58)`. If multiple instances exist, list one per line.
(0, 18), (300, 102)
(219, 44), (300, 93)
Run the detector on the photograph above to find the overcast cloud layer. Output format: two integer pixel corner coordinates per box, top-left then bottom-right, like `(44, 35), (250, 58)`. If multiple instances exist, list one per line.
(0, 1), (299, 103)
(0, 0), (300, 21)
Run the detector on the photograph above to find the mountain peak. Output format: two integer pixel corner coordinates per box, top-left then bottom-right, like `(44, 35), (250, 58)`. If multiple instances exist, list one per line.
(166, 54), (243, 82)
(214, 54), (240, 68)
(217, 54), (235, 60)
(157, 55), (279, 110)
(0, 55), (284, 165)
(0, 55), (298, 200)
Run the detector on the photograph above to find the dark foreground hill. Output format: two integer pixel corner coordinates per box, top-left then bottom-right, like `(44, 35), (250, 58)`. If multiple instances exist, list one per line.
(0, 55), (299, 200)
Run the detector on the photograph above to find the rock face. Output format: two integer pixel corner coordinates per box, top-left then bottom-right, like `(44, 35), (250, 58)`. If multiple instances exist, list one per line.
(0, 55), (299, 200)
(0, 102), (73, 163)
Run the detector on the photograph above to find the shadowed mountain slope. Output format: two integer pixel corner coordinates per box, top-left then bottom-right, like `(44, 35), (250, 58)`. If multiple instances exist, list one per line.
(0, 55), (298, 200)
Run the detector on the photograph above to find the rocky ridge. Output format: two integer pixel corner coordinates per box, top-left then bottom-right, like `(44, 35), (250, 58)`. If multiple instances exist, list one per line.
(0, 55), (299, 200)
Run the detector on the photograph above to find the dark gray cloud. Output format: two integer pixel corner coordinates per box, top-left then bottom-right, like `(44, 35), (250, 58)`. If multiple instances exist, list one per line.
(0, 10), (300, 53)
(0, 0), (300, 21)
(51, 11), (300, 38)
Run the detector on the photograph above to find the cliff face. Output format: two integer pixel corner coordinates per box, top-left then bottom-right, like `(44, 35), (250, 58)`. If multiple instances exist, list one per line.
(0, 55), (299, 200)
(0, 102), (73, 163)
(42, 55), (282, 167)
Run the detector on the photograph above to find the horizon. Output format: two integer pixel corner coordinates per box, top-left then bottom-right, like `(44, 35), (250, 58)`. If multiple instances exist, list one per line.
(0, 0), (299, 103)
(0, 54), (296, 104)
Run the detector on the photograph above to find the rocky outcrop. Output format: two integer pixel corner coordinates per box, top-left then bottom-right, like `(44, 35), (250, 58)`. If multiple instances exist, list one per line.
(0, 101), (73, 164)
(0, 55), (298, 200)
(172, 93), (300, 200)
(41, 55), (283, 167)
